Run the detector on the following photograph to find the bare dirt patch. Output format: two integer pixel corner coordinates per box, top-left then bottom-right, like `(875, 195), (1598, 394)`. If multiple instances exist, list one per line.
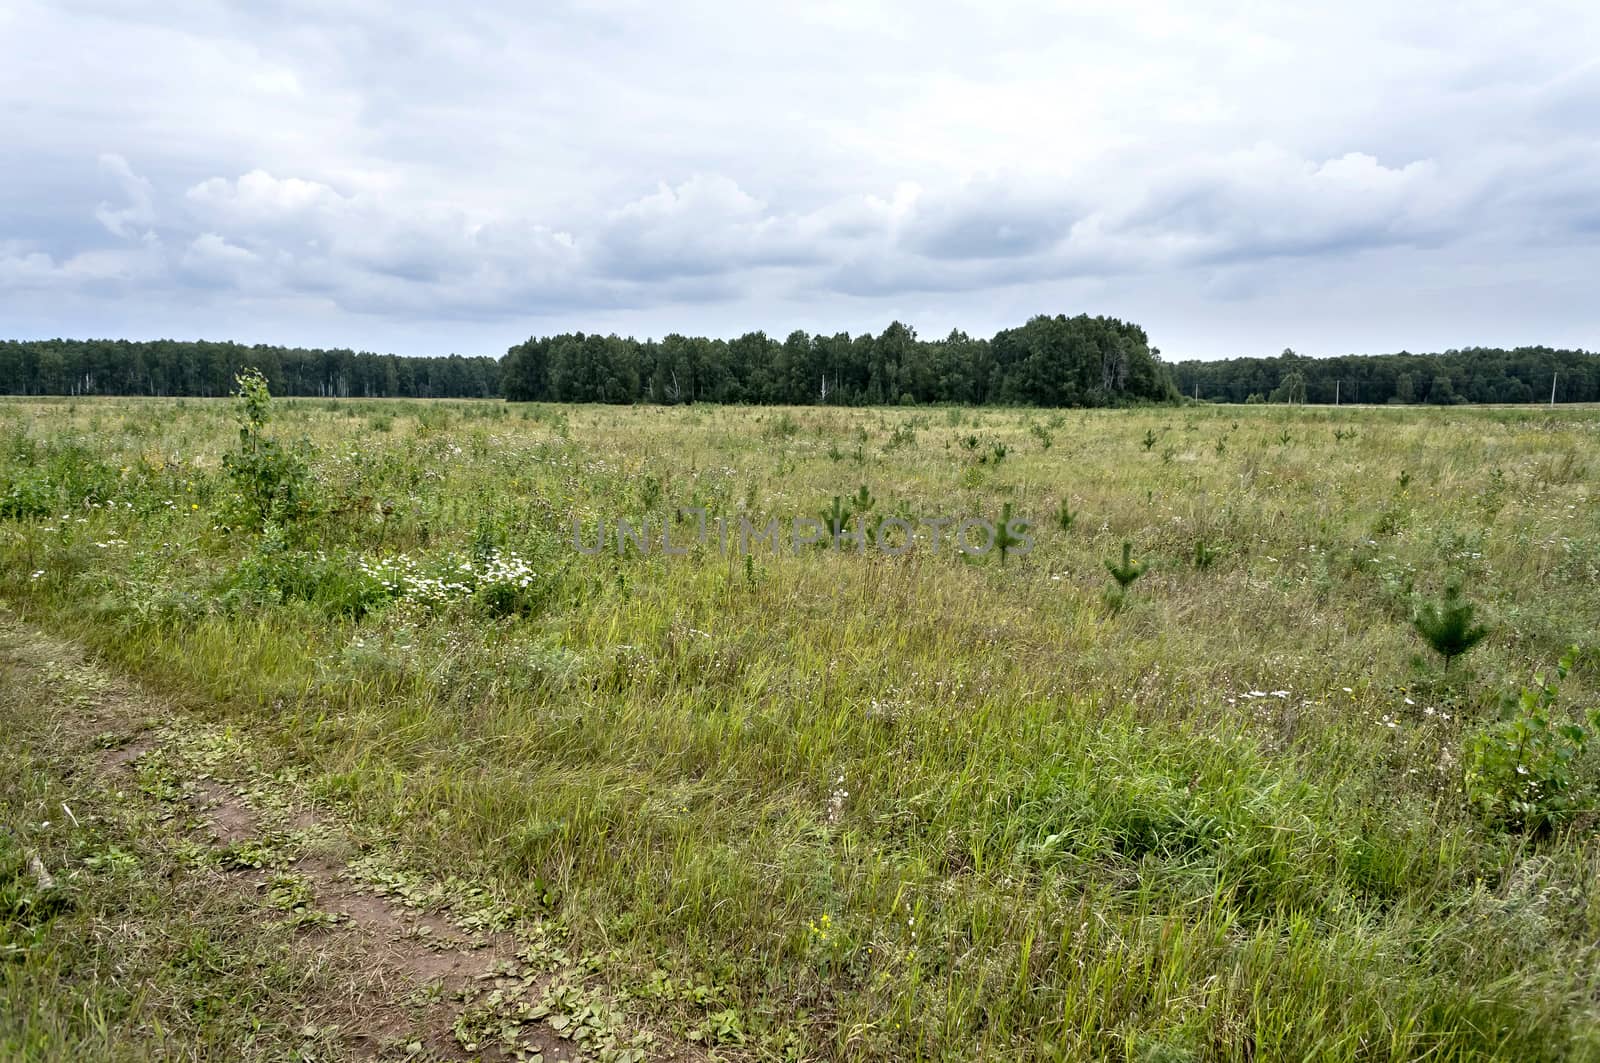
(194, 780), (257, 843)
(104, 730), (583, 1062)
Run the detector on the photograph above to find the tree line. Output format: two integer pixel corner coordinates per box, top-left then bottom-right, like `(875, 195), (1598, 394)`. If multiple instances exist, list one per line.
(0, 339), (501, 399)
(4, 329), (1596, 407)
(1173, 347), (1600, 405)
(501, 315), (1178, 406)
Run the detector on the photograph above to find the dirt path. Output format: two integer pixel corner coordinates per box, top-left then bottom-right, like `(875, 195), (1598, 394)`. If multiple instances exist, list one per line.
(0, 607), (682, 1062)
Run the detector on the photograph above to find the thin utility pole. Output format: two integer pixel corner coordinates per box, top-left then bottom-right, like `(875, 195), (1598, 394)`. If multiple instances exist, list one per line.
(1335, 380), (1340, 406)
(1551, 372), (1558, 406)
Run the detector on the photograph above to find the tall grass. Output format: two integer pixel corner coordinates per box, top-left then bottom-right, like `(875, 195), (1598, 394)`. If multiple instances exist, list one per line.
(2, 395), (1599, 1059)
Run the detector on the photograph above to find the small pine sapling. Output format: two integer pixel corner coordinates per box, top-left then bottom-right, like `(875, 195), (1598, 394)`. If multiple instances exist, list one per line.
(1413, 582), (1490, 670)
(1106, 541), (1146, 588)
(818, 496), (852, 543)
(1103, 541), (1147, 614)
(993, 502), (1027, 565)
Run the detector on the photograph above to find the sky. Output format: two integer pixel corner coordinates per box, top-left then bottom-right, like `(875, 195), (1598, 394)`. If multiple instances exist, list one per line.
(2, 0), (1598, 362)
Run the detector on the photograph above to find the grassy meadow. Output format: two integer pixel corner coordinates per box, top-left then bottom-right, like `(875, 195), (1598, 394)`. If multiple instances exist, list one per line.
(3, 393), (1600, 1061)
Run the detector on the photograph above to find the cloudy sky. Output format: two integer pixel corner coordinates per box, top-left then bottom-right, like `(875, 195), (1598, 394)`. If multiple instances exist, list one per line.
(2, 1), (1597, 360)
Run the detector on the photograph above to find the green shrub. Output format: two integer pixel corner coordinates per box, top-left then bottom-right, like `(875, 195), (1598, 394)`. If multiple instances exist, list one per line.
(0, 432), (119, 519)
(221, 369), (313, 531)
(0, 471), (54, 520)
(1465, 647), (1594, 833)
(222, 528), (391, 618)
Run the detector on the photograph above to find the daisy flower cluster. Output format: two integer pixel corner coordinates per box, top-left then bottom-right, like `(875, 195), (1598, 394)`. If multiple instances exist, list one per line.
(356, 553), (471, 606)
(476, 551), (538, 592)
(355, 550), (538, 610)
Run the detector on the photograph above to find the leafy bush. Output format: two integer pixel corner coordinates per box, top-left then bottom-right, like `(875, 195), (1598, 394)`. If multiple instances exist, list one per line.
(221, 369), (313, 531)
(0, 471), (53, 520)
(1465, 647), (1594, 833)
(0, 432), (120, 519)
(223, 526), (392, 618)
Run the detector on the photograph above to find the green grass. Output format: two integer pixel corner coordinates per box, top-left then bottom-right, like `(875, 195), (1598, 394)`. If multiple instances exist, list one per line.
(0, 624), (353, 1061)
(2, 395), (1599, 1060)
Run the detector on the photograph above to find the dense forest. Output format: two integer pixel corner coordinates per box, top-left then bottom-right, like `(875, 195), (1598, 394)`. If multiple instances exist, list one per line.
(1173, 346), (1600, 404)
(501, 315), (1177, 406)
(0, 339), (501, 399)
(3, 327), (1596, 407)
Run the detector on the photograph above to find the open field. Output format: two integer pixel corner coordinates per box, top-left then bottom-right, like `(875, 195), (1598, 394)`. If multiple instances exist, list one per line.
(3, 394), (1600, 1061)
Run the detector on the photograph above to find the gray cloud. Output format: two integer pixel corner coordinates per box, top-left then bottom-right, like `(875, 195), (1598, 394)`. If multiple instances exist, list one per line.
(1, 0), (1598, 358)
(899, 181), (1080, 261)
